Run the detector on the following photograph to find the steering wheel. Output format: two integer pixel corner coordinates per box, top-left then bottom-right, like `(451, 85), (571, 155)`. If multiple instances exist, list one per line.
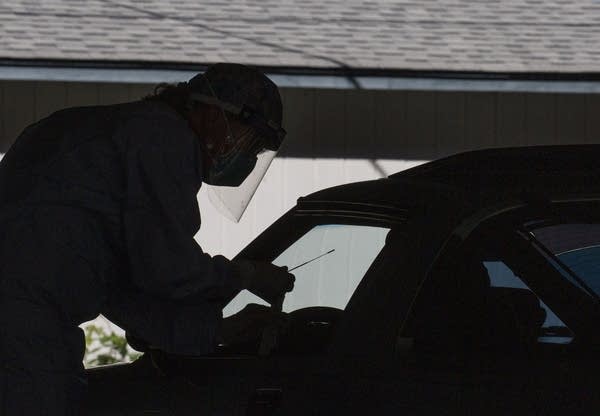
(259, 302), (344, 356)
(288, 306), (343, 324)
(279, 306), (343, 355)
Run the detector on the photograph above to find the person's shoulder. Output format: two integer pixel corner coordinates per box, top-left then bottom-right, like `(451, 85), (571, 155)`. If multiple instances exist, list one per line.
(117, 101), (197, 148)
(119, 100), (184, 125)
(36, 103), (107, 124)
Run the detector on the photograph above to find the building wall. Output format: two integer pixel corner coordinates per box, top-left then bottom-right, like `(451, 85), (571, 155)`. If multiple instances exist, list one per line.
(1, 80), (599, 260)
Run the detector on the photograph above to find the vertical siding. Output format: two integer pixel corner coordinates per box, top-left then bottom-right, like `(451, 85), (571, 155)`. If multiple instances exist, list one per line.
(404, 90), (436, 158)
(0, 82), (3, 153)
(556, 94), (586, 144)
(345, 89), (376, 159)
(496, 93), (527, 147)
(34, 82), (68, 121)
(525, 93), (557, 145)
(97, 83), (131, 105)
(586, 94), (600, 144)
(278, 88), (317, 204)
(345, 89), (378, 181)
(314, 89), (346, 189)
(4, 80), (598, 158)
(1, 82), (35, 151)
(373, 90), (401, 163)
(465, 92), (496, 149)
(128, 84), (154, 101)
(0, 81), (156, 151)
(435, 91), (466, 155)
(1, 79), (600, 259)
(66, 82), (98, 107)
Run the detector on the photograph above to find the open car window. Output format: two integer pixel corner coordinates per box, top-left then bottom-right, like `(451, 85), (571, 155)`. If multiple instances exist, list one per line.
(224, 224), (390, 316)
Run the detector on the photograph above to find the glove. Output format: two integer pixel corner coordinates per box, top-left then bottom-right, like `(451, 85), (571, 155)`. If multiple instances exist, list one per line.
(234, 259), (295, 305)
(219, 303), (289, 346)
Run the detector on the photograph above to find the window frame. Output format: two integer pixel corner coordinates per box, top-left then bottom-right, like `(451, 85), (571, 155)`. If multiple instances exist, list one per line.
(235, 200), (407, 264)
(402, 199), (600, 352)
(231, 200), (417, 356)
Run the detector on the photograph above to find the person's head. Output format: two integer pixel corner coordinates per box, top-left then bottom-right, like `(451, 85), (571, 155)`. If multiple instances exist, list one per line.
(147, 63), (286, 187)
(146, 63), (286, 222)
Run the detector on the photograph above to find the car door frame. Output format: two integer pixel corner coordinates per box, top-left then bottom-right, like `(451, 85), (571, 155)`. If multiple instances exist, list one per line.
(166, 199), (417, 414)
(399, 198), (600, 414)
(235, 199), (467, 414)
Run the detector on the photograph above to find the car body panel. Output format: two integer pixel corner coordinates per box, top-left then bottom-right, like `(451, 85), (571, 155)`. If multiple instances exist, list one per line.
(85, 145), (600, 414)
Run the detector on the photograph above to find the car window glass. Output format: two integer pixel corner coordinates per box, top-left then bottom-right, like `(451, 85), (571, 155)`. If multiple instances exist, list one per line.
(484, 261), (573, 344)
(410, 238), (575, 357)
(224, 224), (390, 316)
(531, 223), (600, 297)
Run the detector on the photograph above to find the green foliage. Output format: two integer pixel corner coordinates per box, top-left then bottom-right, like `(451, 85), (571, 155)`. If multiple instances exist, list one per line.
(83, 324), (142, 367)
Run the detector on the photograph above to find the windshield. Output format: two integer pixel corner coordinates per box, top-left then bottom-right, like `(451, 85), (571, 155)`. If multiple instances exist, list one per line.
(531, 223), (600, 298)
(224, 224), (390, 316)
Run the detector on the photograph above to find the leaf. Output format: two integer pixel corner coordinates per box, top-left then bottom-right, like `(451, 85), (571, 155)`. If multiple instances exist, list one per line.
(83, 324), (142, 368)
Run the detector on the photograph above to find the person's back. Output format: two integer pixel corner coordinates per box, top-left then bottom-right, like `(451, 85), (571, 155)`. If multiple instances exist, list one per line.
(0, 104), (122, 206)
(0, 100), (191, 317)
(0, 99), (201, 414)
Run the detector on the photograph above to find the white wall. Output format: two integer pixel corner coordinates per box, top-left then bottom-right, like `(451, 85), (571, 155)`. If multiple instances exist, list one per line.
(195, 157), (426, 259)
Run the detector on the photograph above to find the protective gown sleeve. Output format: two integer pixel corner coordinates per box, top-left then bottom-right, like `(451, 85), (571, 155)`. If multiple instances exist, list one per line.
(104, 110), (244, 355)
(121, 113), (245, 301)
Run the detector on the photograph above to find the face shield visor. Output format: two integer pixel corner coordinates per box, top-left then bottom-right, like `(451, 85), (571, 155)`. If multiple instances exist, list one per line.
(207, 145), (278, 223)
(192, 91), (287, 223)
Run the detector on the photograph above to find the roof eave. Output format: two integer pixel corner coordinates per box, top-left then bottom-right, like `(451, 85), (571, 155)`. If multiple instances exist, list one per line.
(1, 59), (600, 94)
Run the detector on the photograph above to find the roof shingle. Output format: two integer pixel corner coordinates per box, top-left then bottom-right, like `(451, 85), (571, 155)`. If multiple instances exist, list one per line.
(1, 0), (599, 73)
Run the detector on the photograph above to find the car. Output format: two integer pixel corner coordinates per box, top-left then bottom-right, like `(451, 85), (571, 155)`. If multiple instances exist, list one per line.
(85, 145), (600, 415)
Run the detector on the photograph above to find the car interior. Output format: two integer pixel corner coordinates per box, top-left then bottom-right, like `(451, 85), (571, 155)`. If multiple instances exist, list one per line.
(411, 243), (551, 367)
(217, 225), (402, 357)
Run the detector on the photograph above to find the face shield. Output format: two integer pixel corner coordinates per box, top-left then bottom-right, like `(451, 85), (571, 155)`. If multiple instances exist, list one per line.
(207, 145), (279, 222)
(192, 84), (287, 223)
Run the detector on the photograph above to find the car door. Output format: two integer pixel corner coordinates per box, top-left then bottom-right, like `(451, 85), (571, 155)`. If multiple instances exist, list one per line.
(404, 201), (600, 414)
(238, 211), (403, 415)
(244, 207), (463, 415)
(150, 199), (466, 415)
(161, 202), (407, 415)
(510, 205), (600, 413)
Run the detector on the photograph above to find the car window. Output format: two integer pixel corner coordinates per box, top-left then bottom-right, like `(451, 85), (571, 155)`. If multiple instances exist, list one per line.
(531, 223), (600, 298)
(224, 224), (390, 316)
(484, 260), (573, 344)
(409, 231), (575, 357)
(559, 247), (600, 293)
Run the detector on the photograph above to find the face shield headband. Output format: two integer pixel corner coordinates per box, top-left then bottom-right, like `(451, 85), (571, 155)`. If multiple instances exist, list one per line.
(189, 92), (286, 151)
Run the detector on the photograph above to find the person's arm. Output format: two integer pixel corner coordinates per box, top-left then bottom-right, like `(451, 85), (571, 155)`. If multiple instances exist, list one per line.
(109, 110), (293, 355)
(120, 109), (294, 301)
(120, 113), (243, 301)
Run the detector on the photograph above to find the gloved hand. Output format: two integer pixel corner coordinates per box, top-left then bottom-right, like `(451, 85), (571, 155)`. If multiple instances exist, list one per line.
(234, 259), (295, 305)
(219, 303), (289, 346)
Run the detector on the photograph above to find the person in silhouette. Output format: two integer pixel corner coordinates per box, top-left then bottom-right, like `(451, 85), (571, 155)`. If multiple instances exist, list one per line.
(0, 63), (294, 415)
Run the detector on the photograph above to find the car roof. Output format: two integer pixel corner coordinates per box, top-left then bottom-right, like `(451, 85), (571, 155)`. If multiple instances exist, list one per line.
(302, 145), (600, 213)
